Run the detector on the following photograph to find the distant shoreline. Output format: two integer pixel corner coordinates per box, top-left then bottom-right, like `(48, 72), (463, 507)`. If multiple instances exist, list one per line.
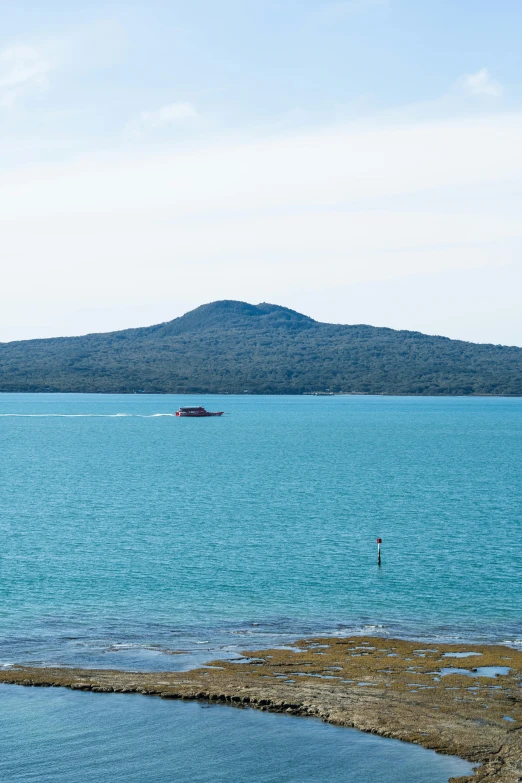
(1, 390), (522, 397)
(1, 301), (521, 397)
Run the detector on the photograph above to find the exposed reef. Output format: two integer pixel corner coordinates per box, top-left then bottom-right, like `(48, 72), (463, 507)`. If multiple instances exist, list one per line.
(1, 636), (521, 782)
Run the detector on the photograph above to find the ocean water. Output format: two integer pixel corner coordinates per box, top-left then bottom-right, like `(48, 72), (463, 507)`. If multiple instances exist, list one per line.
(0, 685), (474, 782)
(0, 393), (520, 671)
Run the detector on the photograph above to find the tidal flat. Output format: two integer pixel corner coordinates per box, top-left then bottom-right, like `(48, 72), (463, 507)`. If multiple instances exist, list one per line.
(1, 636), (521, 783)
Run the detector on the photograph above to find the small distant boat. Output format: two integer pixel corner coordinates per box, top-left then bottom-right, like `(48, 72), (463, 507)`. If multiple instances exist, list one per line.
(175, 406), (224, 417)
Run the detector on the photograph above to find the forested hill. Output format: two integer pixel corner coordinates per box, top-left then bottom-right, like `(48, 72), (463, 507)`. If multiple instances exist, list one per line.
(0, 300), (521, 395)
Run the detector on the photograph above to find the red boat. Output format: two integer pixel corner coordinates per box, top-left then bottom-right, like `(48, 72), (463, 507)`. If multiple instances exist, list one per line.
(175, 406), (224, 417)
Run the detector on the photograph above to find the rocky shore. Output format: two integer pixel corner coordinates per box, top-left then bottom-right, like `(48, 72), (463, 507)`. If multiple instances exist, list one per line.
(1, 636), (521, 783)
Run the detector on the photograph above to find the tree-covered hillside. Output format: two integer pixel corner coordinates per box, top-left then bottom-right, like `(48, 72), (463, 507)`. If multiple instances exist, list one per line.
(0, 300), (521, 395)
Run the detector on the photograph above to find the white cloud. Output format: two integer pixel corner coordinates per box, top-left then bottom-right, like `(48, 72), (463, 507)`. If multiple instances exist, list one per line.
(141, 102), (198, 126)
(461, 68), (503, 98)
(0, 20), (126, 115)
(0, 110), (521, 342)
(7, 112), (521, 217)
(0, 44), (52, 108)
(125, 102), (199, 139)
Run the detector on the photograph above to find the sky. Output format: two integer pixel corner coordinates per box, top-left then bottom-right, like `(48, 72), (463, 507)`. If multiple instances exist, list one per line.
(1, 0), (522, 345)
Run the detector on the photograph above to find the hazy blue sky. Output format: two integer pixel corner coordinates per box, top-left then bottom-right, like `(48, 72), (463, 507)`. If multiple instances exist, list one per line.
(1, 0), (522, 343)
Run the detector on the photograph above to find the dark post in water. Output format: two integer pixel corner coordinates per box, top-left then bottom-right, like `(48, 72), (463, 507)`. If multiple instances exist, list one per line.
(377, 538), (382, 566)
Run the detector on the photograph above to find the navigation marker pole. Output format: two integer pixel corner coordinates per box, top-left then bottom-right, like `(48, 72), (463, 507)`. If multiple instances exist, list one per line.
(376, 538), (382, 567)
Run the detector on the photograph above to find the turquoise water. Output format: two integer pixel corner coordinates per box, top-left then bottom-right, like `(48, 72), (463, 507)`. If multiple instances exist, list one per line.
(0, 685), (473, 782)
(0, 393), (520, 670)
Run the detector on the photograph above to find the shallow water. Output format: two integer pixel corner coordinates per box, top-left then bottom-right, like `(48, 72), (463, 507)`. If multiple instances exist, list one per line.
(443, 652), (482, 659)
(0, 393), (521, 670)
(440, 666), (510, 678)
(0, 685), (473, 783)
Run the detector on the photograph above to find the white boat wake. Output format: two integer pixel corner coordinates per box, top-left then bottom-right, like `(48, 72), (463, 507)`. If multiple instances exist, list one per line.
(0, 413), (177, 418)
